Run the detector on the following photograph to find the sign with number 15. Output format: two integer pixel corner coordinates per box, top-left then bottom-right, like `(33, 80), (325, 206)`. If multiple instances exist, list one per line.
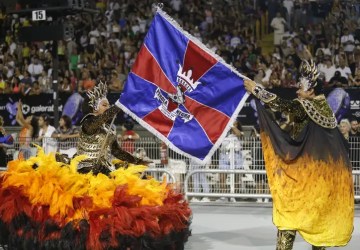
(32, 10), (46, 21)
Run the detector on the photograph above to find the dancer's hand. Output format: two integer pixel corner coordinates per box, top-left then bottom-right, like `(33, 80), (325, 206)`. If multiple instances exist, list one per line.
(244, 79), (256, 94)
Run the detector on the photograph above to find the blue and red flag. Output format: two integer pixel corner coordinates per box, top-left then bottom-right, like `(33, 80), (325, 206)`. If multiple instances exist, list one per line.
(116, 9), (248, 163)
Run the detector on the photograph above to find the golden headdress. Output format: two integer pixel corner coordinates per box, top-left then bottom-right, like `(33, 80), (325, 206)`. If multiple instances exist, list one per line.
(299, 60), (320, 91)
(87, 81), (108, 111)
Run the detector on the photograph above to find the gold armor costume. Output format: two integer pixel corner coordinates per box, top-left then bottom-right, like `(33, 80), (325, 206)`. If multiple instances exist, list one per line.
(77, 105), (142, 174)
(257, 91), (337, 139)
(250, 60), (354, 249)
(71, 81), (143, 175)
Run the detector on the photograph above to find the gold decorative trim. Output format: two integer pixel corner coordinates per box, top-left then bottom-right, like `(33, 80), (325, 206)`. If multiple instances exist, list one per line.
(253, 86), (277, 103)
(296, 97), (337, 129)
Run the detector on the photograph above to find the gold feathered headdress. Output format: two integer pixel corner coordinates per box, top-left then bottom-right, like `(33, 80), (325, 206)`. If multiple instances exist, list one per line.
(299, 60), (320, 91)
(87, 81), (108, 111)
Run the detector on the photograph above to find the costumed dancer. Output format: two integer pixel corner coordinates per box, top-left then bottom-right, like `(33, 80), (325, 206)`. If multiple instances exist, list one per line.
(0, 81), (191, 250)
(74, 81), (147, 174)
(244, 60), (354, 250)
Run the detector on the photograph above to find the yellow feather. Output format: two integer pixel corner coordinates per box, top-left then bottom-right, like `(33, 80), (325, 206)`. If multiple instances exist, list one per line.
(69, 155), (88, 173)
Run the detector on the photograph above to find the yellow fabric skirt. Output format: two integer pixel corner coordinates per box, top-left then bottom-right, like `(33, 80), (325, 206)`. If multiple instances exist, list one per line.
(261, 133), (354, 246)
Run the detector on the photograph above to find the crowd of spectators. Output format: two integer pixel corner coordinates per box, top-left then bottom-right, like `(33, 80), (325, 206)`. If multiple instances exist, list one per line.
(0, 0), (358, 96)
(0, 0), (359, 127)
(0, 1), (246, 133)
(264, 0), (360, 89)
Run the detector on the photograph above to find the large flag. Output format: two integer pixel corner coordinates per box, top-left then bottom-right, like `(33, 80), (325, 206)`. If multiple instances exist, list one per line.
(116, 9), (248, 163)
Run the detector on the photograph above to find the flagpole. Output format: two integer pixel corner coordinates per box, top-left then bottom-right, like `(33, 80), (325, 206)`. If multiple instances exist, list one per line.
(97, 114), (117, 169)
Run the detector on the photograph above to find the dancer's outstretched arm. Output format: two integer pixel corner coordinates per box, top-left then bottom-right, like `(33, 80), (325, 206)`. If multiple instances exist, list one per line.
(244, 79), (306, 119)
(81, 105), (121, 135)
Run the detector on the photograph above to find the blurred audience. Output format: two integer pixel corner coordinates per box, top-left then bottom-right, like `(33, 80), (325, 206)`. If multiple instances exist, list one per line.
(15, 100), (39, 159)
(52, 115), (79, 158)
(37, 114), (57, 154)
(0, 0), (356, 97)
(120, 120), (140, 154)
(339, 118), (351, 141)
(349, 117), (360, 137)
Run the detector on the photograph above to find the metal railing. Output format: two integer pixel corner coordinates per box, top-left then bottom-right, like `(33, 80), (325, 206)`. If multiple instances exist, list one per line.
(184, 169), (271, 200)
(2, 135), (360, 201)
(353, 170), (360, 200)
(143, 168), (177, 185)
